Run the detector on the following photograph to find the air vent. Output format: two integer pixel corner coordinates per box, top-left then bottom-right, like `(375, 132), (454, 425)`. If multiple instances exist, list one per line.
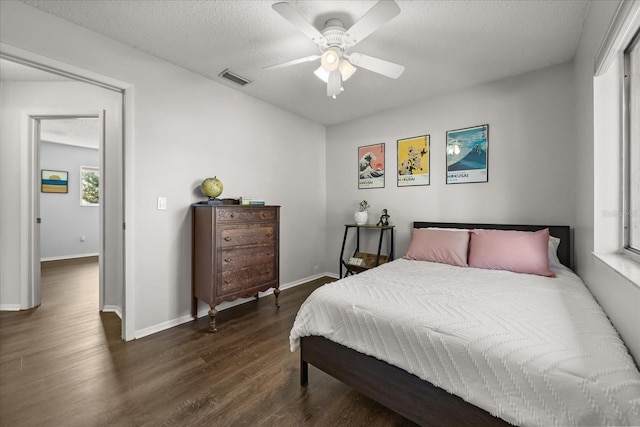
(218, 69), (251, 86)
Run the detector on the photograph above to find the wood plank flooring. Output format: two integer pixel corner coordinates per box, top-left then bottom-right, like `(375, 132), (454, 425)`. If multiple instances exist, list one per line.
(0, 258), (417, 426)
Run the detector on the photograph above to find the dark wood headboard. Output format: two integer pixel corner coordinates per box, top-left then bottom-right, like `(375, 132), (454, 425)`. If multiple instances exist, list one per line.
(413, 222), (572, 270)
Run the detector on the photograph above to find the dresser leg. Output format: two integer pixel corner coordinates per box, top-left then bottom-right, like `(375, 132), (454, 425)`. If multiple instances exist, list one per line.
(274, 288), (281, 308)
(208, 307), (217, 333)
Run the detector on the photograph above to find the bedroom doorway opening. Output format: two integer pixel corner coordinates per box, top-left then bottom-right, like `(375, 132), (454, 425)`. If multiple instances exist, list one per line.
(0, 50), (130, 339)
(36, 116), (104, 310)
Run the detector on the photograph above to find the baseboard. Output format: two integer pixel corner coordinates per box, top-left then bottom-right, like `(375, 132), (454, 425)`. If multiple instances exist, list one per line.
(279, 272), (339, 289)
(135, 313), (199, 339)
(0, 304), (22, 311)
(134, 272), (339, 340)
(41, 253), (99, 262)
(102, 305), (122, 319)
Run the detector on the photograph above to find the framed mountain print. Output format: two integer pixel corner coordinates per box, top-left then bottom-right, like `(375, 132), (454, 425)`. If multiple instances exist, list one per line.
(446, 124), (489, 184)
(397, 135), (430, 187)
(358, 143), (385, 189)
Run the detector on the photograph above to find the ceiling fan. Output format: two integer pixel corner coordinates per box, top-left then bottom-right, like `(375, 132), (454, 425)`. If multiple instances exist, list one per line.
(264, 0), (405, 98)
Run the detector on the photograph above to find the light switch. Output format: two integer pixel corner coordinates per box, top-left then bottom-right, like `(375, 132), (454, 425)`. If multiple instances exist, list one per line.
(157, 196), (167, 210)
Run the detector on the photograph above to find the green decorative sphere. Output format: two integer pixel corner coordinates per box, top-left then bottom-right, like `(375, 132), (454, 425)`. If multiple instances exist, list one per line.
(201, 176), (223, 199)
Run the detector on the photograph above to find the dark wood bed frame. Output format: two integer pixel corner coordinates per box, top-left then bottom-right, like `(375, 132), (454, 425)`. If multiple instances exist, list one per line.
(300, 222), (572, 426)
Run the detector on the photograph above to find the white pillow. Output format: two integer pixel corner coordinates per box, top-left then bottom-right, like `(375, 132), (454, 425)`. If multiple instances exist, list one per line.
(426, 227), (470, 232)
(548, 235), (562, 269)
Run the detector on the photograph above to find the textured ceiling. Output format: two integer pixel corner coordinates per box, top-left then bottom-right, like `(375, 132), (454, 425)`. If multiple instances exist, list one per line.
(18, 0), (589, 125)
(40, 118), (100, 149)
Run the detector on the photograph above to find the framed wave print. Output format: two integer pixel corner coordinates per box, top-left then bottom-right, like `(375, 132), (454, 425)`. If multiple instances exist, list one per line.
(358, 143), (385, 189)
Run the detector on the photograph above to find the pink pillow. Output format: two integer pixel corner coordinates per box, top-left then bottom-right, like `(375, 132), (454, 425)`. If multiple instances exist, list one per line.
(468, 228), (555, 277)
(404, 228), (469, 267)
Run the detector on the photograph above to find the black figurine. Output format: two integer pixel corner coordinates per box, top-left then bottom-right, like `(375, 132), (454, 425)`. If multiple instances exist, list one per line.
(377, 209), (390, 226)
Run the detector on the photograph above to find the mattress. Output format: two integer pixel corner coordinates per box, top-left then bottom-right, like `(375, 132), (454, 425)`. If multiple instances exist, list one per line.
(289, 259), (640, 426)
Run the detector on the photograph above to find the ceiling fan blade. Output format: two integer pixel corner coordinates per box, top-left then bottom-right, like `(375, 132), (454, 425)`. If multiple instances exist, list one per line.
(343, 0), (400, 46)
(272, 2), (326, 45)
(327, 69), (342, 97)
(347, 52), (404, 79)
(264, 55), (321, 71)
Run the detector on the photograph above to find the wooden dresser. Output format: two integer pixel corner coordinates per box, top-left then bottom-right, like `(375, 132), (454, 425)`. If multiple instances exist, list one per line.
(191, 204), (280, 332)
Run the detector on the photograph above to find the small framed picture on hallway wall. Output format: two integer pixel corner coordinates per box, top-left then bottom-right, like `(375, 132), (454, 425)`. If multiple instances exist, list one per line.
(41, 169), (68, 193)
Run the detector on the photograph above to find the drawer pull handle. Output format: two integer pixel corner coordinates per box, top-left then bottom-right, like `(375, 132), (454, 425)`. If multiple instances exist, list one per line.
(265, 269), (272, 274)
(262, 212), (267, 217)
(224, 237), (232, 242)
(265, 231), (273, 238)
(230, 213), (235, 218)
(265, 252), (271, 256)
(224, 258), (232, 263)
(224, 279), (231, 285)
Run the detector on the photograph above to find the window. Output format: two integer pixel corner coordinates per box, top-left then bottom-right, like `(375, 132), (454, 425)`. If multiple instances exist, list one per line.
(593, 1), (640, 278)
(80, 166), (99, 206)
(625, 33), (640, 257)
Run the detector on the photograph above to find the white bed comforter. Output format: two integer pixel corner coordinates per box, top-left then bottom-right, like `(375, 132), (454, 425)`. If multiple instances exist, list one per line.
(290, 259), (640, 426)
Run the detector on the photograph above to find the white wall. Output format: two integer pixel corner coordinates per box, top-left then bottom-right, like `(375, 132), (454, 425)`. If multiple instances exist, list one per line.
(0, 80), (122, 310)
(40, 141), (99, 259)
(325, 63), (575, 270)
(573, 0), (640, 363)
(0, 1), (327, 336)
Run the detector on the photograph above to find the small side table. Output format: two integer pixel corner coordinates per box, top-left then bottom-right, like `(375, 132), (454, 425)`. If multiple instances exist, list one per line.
(339, 224), (395, 278)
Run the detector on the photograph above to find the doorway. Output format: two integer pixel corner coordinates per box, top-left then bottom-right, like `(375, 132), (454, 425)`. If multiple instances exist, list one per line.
(0, 51), (130, 339)
(36, 116), (104, 309)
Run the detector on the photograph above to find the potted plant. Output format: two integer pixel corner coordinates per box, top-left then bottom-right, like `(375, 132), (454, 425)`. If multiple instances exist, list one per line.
(355, 200), (370, 225)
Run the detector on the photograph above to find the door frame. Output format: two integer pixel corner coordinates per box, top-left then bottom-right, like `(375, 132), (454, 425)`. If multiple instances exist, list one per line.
(29, 113), (106, 310)
(1, 43), (136, 341)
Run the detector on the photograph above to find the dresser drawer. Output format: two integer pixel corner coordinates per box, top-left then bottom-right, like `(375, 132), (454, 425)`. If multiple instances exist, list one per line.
(217, 207), (277, 223)
(218, 262), (276, 295)
(220, 225), (275, 248)
(220, 246), (275, 270)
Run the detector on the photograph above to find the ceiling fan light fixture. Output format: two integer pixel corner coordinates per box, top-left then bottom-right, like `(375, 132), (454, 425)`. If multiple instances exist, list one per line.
(269, 1), (405, 98)
(321, 49), (340, 72)
(339, 60), (357, 81)
(327, 69), (342, 97)
(314, 66), (330, 83)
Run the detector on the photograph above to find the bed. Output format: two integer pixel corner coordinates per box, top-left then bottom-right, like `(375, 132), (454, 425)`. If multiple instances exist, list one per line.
(290, 222), (640, 426)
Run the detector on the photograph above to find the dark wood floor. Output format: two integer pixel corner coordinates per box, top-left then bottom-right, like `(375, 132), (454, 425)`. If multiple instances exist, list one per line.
(0, 258), (417, 426)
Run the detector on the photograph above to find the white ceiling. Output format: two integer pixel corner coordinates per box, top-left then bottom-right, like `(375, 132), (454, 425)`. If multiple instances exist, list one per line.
(18, 0), (590, 125)
(40, 118), (101, 149)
